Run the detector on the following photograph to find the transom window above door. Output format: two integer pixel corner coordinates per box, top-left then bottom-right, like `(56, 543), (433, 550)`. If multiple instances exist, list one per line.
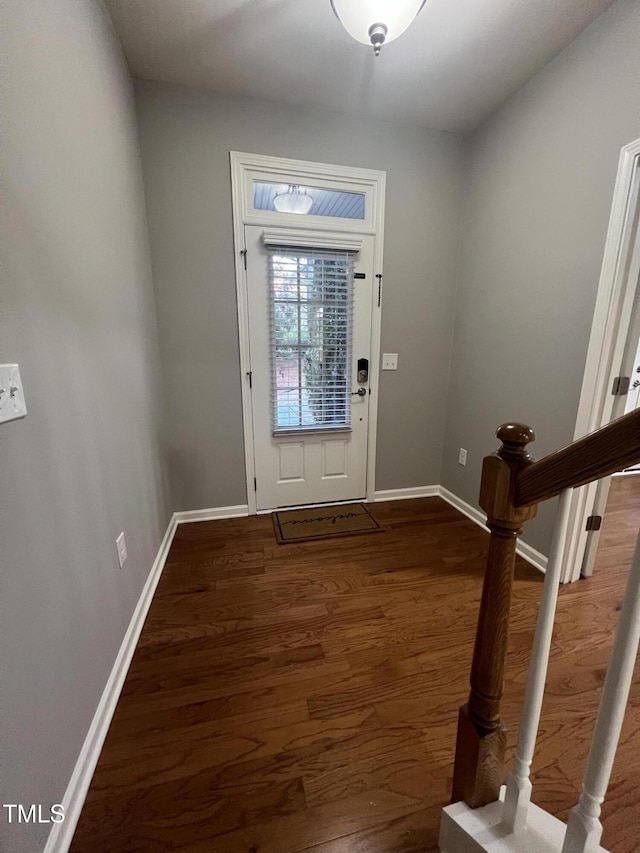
(231, 152), (383, 234)
(254, 182), (365, 220)
(269, 248), (355, 433)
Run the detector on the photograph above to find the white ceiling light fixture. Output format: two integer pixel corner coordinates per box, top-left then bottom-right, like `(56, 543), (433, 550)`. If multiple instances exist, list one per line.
(331, 0), (426, 56)
(273, 186), (314, 215)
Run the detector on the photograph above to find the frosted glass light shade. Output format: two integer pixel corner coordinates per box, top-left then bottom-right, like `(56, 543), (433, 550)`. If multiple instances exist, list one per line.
(331, 0), (426, 52)
(273, 186), (314, 215)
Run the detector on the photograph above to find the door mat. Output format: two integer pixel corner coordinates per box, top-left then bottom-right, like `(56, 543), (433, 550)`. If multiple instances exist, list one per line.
(273, 503), (384, 544)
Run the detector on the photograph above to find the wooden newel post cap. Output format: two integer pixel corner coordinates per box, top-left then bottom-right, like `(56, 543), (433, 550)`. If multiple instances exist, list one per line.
(496, 423), (536, 461)
(479, 423), (538, 521)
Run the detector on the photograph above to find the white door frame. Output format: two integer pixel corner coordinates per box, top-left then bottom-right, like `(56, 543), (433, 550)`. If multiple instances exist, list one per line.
(230, 152), (386, 516)
(561, 138), (640, 583)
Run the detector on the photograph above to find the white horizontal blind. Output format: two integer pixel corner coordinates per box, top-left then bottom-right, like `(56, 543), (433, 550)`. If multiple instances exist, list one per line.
(268, 248), (355, 432)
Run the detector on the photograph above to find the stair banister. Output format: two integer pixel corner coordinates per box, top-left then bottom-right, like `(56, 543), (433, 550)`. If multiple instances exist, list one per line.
(502, 487), (572, 833)
(562, 528), (640, 853)
(515, 406), (640, 507)
(451, 423), (538, 807)
(443, 407), (640, 853)
(451, 408), (640, 810)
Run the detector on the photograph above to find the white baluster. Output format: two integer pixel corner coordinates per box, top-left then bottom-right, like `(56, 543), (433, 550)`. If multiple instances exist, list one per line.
(502, 489), (572, 834)
(562, 527), (640, 853)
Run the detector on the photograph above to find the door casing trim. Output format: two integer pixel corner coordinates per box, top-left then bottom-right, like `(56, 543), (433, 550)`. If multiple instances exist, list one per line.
(230, 152), (386, 515)
(562, 138), (640, 582)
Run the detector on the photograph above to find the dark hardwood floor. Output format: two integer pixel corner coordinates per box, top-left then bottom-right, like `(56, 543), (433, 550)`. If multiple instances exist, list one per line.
(592, 473), (640, 576)
(70, 494), (640, 852)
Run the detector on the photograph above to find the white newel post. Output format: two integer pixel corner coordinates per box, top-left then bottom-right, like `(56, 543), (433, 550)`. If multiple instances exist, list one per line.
(562, 528), (640, 853)
(502, 489), (573, 834)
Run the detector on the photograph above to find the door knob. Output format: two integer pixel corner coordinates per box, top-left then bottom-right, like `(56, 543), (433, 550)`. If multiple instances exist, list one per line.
(351, 387), (367, 397)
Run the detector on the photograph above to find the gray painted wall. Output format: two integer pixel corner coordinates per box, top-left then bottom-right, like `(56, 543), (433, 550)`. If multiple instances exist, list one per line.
(441, 0), (640, 554)
(0, 2), (171, 851)
(134, 83), (467, 510)
(3, 4), (638, 847)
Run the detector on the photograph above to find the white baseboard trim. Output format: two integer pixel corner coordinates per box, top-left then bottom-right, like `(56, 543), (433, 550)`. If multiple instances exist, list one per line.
(438, 487), (548, 574)
(439, 486), (489, 531)
(44, 514), (178, 853)
(174, 504), (249, 524)
(374, 486), (440, 501)
(515, 539), (548, 574)
(174, 492), (441, 517)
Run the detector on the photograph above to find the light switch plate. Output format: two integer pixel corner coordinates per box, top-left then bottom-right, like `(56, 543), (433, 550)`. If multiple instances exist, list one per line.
(382, 353), (398, 371)
(0, 364), (27, 424)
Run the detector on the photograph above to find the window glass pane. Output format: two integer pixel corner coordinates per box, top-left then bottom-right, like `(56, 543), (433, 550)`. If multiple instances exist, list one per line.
(254, 182), (365, 220)
(269, 251), (354, 432)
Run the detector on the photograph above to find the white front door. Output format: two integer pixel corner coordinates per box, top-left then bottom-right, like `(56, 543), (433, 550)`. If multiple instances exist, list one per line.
(245, 225), (374, 510)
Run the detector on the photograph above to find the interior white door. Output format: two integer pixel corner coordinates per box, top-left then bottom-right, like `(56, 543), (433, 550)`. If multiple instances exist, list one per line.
(245, 225), (374, 510)
(582, 266), (640, 577)
(624, 337), (640, 414)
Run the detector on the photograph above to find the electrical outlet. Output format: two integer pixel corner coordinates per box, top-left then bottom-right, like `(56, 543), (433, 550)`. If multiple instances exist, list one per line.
(116, 532), (127, 568)
(0, 364), (27, 424)
(458, 448), (467, 466)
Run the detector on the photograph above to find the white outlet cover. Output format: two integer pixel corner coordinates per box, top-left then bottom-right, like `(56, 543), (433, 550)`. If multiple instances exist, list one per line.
(116, 532), (127, 568)
(0, 364), (27, 424)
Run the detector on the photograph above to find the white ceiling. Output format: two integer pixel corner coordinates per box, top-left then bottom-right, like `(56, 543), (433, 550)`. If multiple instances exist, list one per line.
(106, 0), (617, 133)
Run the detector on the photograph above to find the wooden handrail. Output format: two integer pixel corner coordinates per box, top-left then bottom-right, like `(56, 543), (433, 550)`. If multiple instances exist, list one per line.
(515, 408), (640, 508)
(450, 408), (640, 813)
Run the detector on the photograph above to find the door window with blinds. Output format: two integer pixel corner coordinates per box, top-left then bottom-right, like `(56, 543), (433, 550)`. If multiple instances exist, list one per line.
(268, 248), (355, 433)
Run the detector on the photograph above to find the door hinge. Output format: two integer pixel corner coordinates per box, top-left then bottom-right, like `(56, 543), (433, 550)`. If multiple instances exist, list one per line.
(612, 375), (630, 396)
(240, 249), (247, 270)
(586, 514), (602, 532)
(254, 477), (257, 492)
(246, 370), (253, 389)
(375, 273), (383, 307)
